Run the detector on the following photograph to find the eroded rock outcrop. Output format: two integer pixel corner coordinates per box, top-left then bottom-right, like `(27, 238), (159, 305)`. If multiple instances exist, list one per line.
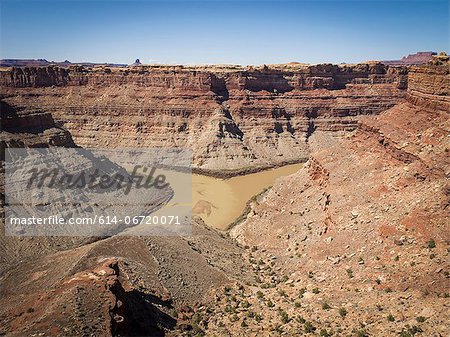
(1, 63), (407, 173)
(228, 64), (449, 336)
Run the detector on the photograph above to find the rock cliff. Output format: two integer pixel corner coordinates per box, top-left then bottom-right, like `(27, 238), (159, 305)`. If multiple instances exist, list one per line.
(1, 63), (407, 173)
(228, 64), (449, 336)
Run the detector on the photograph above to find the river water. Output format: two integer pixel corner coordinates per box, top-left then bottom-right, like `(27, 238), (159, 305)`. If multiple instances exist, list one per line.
(192, 164), (303, 230)
(124, 163), (303, 232)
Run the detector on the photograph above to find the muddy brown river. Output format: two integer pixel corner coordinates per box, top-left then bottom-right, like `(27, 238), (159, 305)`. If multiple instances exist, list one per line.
(192, 164), (303, 230)
(125, 163), (303, 232)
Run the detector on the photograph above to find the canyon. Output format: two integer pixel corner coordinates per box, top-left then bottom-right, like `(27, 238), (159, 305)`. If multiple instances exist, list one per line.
(1, 62), (407, 174)
(0, 59), (449, 336)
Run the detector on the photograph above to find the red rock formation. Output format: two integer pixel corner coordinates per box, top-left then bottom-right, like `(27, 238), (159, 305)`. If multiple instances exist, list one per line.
(0, 63), (407, 173)
(230, 63), (449, 336)
(382, 51), (437, 65)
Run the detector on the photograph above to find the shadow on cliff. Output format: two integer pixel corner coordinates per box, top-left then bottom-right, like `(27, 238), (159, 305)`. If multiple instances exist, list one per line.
(1, 100), (65, 135)
(110, 280), (177, 337)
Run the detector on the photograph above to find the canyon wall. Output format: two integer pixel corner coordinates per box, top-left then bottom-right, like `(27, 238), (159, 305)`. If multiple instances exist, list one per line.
(407, 65), (449, 112)
(229, 64), (449, 335)
(1, 63), (407, 173)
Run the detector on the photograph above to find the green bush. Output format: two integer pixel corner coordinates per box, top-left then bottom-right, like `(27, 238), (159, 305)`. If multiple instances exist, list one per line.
(304, 321), (316, 333)
(320, 329), (332, 337)
(279, 309), (289, 324)
(346, 269), (354, 278)
(338, 307), (347, 318)
(298, 287), (307, 298)
(399, 325), (423, 336)
(277, 289), (287, 297)
(241, 300), (251, 308)
(427, 239), (436, 249)
(322, 302), (331, 310)
(354, 329), (369, 337)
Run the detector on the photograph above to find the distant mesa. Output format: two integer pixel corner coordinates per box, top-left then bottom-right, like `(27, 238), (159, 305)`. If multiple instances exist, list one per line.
(381, 51), (437, 65)
(130, 58), (143, 66)
(0, 58), (127, 68)
(0, 52), (443, 69)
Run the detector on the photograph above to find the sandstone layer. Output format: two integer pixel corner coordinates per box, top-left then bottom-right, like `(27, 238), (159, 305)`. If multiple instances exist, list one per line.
(1, 63), (407, 173)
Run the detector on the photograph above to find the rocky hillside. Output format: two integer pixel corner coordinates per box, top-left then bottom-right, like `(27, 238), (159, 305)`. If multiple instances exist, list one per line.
(1, 63), (407, 174)
(0, 94), (254, 337)
(226, 64), (449, 336)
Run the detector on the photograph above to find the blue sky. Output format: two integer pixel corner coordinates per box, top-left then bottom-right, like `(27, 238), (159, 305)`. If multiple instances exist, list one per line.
(0, 0), (448, 65)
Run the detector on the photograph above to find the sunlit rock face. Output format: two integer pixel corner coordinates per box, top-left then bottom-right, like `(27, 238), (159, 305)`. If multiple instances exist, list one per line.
(1, 63), (407, 173)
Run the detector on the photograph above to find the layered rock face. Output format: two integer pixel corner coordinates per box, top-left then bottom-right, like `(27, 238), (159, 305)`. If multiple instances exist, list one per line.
(1, 63), (407, 173)
(227, 64), (449, 335)
(0, 100), (75, 148)
(407, 65), (449, 112)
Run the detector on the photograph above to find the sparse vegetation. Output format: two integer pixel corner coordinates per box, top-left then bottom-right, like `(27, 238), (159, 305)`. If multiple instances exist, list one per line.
(298, 287), (307, 298)
(399, 325), (423, 336)
(427, 239), (436, 249)
(241, 300), (251, 308)
(354, 328), (369, 337)
(277, 289), (287, 297)
(346, 268), (354, 278)
(387, 314), (395, 322)
(278, 309), (289, 324)
(304, 321), (316, 333)
(320, 328), (332, 337)
(338, 307), (347, 318)
(322, 302), (331, 310)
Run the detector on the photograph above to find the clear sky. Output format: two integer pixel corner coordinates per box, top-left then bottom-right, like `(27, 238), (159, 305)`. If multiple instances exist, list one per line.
(0, 0), (448, 65)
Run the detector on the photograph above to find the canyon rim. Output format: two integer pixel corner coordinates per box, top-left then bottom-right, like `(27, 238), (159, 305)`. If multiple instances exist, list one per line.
(1, 0), (449, 336)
